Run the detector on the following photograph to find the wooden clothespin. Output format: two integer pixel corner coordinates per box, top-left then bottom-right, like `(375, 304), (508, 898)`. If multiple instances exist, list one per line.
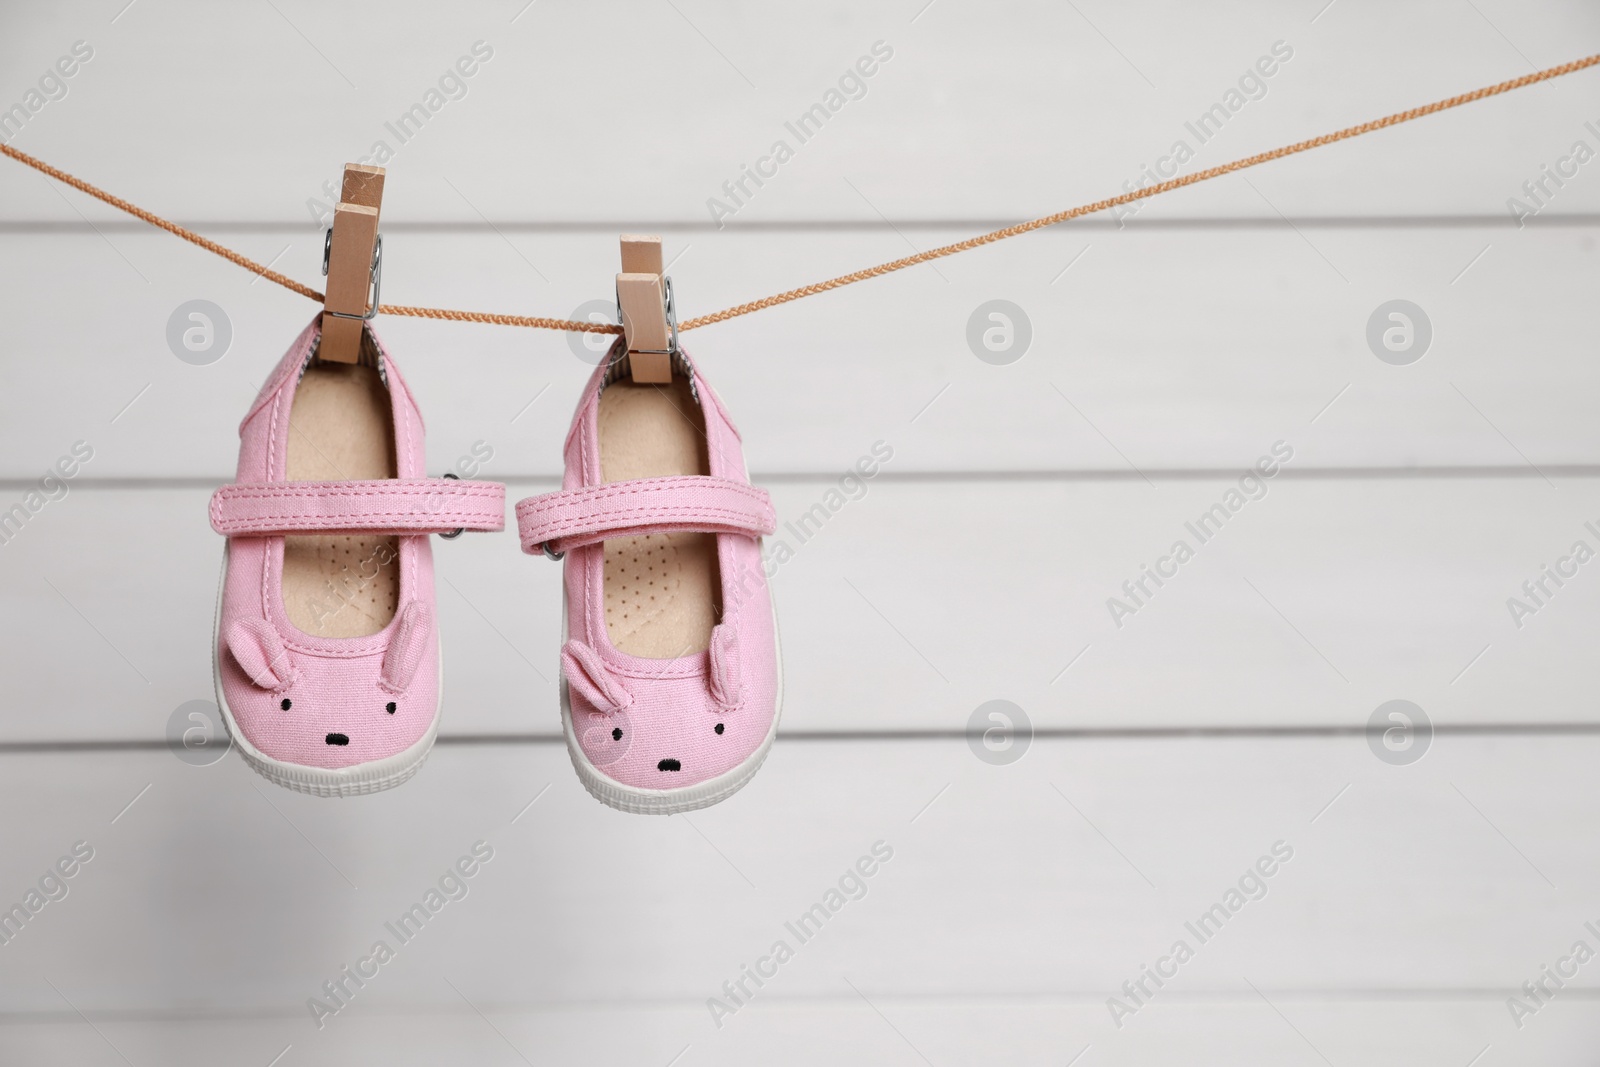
(616, 234), (675, 384)
(319, 164), (386, 363)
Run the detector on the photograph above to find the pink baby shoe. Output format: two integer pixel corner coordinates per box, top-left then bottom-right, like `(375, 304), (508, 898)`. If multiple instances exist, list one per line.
(210, 317), (505, 797)
(516, 343), (781, 814)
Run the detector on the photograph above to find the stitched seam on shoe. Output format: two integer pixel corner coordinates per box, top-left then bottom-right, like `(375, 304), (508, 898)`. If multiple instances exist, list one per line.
(218, 483), (502, 499)
(520, 477), (766, 506)
(524, 504), (768, 534)
(216, 483), (502, 533)
(215, 514), (497, 532)
(392, 351), (419, 627)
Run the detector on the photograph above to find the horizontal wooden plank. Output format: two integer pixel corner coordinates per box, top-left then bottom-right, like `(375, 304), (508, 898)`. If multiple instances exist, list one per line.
(4, 998), (1599, 1067)
(2, 222), (1597, 480)
(3, 476), (1600, 742)
(1, 1), (1597, 223)
(0, 734), (1596, 1036)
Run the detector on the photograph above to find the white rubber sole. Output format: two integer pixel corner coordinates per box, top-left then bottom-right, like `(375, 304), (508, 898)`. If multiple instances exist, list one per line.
(211, 546), (441, 798)
(560, 590), (783, 816)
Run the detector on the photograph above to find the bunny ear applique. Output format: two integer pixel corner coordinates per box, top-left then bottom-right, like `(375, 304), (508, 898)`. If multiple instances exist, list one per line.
(561, 640), (633, 714)
(381, 602), (432, 694)
(227, 618), (295, 691)
(707, 622), (743, 712)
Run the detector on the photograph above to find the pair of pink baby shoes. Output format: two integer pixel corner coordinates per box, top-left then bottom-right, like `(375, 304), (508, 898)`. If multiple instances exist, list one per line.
(209, 317), (780, 813)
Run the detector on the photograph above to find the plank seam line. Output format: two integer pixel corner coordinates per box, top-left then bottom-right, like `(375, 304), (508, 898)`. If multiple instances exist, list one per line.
(6, 724), (1600, 753)
(11, 467), (1600, 493)
(2, 215), (1597, 234)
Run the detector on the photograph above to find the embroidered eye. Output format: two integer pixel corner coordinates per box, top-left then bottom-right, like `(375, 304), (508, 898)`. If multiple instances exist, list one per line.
(714, 723), (724, 735)
(280, 698), (292, 711)
(611, 727), (623, 741)
(386, 702), (396, 714)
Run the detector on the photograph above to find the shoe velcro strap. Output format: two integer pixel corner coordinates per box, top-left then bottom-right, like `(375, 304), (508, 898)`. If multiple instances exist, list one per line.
(210, 479), (505, 537)
(516, 476), (775, 555)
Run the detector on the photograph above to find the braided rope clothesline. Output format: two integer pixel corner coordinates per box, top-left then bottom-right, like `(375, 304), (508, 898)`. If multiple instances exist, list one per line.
(3, 52), (1596, 336)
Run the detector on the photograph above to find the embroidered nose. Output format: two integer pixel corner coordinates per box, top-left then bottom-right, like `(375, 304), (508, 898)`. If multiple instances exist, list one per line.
(657, 758), (681, 772)
(326, 733), (349, 746)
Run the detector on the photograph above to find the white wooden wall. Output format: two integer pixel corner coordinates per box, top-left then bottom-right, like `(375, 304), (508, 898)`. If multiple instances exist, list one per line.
(2, 1), (1599, 1063)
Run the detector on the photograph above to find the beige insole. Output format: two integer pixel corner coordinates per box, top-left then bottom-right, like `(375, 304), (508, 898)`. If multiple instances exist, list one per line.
(281, 357), (400, 639)
(597, 378), (721, 658)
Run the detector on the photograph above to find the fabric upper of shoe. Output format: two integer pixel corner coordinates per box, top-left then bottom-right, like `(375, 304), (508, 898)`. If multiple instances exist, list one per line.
(215, 317), (442, 770)
(552, 345), (779, 791)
